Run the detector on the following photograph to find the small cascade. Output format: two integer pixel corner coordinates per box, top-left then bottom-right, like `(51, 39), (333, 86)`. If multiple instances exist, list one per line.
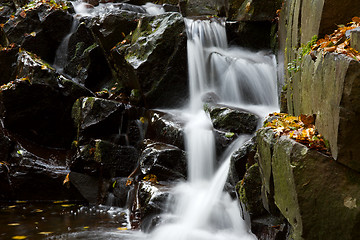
(53, 18), (78, 73)
(145, 17), (278, 240)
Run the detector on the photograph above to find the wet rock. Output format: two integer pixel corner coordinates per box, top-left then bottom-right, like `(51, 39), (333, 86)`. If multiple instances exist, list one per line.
(72, 97), (144, 145)
(0, 51), (93, 149)
(0, 3), (15, 25)
(204, 103), (260, 135)
(6, 144), (83, 201)
(236, 0), (283, 22)
(257, 127), (360, 240)
(3, 2), (73, 63)
(112, 177), (132, 207)
(71, 139), (139, 178)
(251, 215), (290, 240)
(140, 140), (187, 181)
(89, 7), (140, 53)
(236, 163), (266, 218)
(63, 21), (113, 92)
(69, 171), (100, 204)
(138, 181), (170, 226)
(146, 110), (185, 150)
(0, 46), (18, 85)
(229, 136), (256, 185)
(111, 12), (188, 108)
(183, 0), (228, 17)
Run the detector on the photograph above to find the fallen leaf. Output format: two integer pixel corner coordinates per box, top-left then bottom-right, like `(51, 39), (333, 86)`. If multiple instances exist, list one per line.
(117, 227), (127, 230)
(63, 173), (70, 185)
(19, 11), (26, 18)
(8, 223), (20, 226)
(12, 236), (27, 240)
(352, 17), (360, 23)
(38, 232), (53, 235)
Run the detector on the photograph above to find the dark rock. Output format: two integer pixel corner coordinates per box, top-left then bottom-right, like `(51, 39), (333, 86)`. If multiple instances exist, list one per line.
(6, 144), (83, 201)
(71, 139), (139, 178)
(236, 163), (266, 218)
(63, 21), (113, 92)
(251, 215), (290, 240)
(89, 8), (140, 53)
(139, 140), (187, 181)
(0, 4), (14, 25)
(146, 110), (185, 150)
(0, 46), (18, 85)
(257, 127), (360, 240)
(236, 0), (283, 22)
(0, 51), (93, 149)
(183, 0), (228, 17)
(0, 27), (9, 46)
(111, 12), (188, 108)
(72, 97), (144, 145)
(138, 181), (170, 221)
(3, 2), (73, 63)
(226, 21), (274, 50)
(112, 177), (132, 207)
(229, 136), (256, 185)
(69, 171), (99, 204)
(204, 103), (260, 135)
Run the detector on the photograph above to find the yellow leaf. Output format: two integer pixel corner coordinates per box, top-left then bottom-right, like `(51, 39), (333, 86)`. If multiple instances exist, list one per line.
(38, 232), (53, 235)
(12, 236), (27, 240)
(83, 226), (89, 229)
(30, 32), (36, 37)
(61, 204), (75, 207)
(8, 205), (16, 209)
(15, 200), (27, 203)
(8, 223), (20, 226)
(41, 65), (47, 70)
(35, 209), (43, 213)
(63, 173), (70, 185)
(117, 227), (127, 230)
(143, 174), (158, 184)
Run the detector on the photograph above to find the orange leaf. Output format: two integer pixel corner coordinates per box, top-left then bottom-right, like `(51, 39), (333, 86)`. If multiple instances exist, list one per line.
(352, 17), (360, 23)
(20, 11), (26, 18)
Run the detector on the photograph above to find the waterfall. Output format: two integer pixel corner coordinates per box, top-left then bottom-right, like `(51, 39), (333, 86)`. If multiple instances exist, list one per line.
(144, 18), (278, 240)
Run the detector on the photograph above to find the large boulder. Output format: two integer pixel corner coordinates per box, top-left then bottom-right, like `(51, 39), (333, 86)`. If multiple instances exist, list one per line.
(146, 110), (185, 150)
(111, 12), (188, 108)
(5, 144), (83, 201)
(2, 1), (73, 63)
(139, 140), (187, 181)
(72, 97), (145, 145)
(0, 51), (93, 149)
(256, 127), (360, 240)
(60, 21), (113, 92)
(204, 103), (260, 135)
(71, 139), (139, 178)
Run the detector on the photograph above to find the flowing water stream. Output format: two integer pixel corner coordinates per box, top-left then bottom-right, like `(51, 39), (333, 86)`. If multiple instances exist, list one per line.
(1, 2), (279, 239)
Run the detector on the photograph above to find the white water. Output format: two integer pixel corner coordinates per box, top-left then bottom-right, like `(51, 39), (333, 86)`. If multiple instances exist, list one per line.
(143, 18), (279, 240)
(52, 3), (279, 239)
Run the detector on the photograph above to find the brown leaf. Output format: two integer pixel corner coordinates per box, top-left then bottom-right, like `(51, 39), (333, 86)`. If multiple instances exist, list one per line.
(352, 17), (360, 23)
(300, 114), (315, 127)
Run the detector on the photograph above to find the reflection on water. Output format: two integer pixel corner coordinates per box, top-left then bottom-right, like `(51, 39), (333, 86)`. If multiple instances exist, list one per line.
(0, 202), (142, 240)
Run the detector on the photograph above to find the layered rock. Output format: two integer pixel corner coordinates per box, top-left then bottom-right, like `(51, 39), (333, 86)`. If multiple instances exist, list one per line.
(256, 128), (360, 240)
(279, 0), (360, 172)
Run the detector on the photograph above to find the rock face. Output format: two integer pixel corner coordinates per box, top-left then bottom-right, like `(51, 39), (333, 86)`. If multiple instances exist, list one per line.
(256, 128), (360, 240)
(279, 0), (360, 172)
(3, 1), (73, 63)
(111, 12), (188, 108)
(0, 51), (93, 149)
(139, 140), (187, 181)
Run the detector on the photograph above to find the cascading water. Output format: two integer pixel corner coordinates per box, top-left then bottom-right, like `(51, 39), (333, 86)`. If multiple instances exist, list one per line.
(142, 18), (278, 240)
(49, 2), (278, 239)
